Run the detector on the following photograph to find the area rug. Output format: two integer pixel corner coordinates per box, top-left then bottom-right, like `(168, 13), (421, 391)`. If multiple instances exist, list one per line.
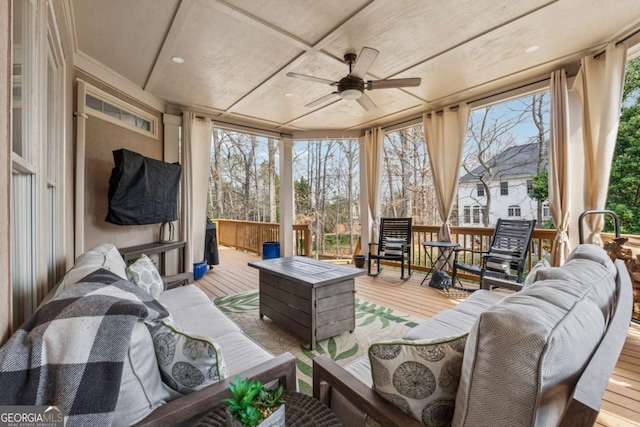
(213, 291), (424, 395)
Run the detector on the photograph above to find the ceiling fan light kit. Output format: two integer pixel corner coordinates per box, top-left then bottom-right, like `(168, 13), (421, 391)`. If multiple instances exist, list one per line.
(287, 47), (421, 111)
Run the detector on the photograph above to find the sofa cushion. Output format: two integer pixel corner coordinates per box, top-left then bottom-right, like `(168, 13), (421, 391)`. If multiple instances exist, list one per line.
(523, 258), (551, 287)
(565, 243), (617, 276)
(127, 254), (164, 298)
(369, 335), (467, 427)
(214, 331), (274, 376)
(158, 285), (241, 339)
(453, 246), (617, 426)
(147, 319), (228, 394)
(54, 243), (127, 297)
(113, 321), (171, 426)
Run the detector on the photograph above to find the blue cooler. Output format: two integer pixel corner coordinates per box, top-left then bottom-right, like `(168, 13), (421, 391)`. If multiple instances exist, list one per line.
(262, 241), (280, 260)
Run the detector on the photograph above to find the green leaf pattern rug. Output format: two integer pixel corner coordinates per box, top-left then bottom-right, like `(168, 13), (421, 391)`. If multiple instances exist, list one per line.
(214, 291), (423, 395)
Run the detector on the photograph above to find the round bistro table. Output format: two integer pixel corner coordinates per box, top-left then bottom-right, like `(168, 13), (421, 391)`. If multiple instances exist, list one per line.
(198, 390), (342, 427)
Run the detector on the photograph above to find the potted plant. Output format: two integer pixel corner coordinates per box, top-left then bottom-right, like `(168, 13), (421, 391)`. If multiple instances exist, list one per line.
(222, 377), (285, 427)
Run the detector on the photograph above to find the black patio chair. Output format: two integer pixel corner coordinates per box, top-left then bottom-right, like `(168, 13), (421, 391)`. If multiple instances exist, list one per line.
(452, 218), (536, 287)
(368, 218), (412, 280)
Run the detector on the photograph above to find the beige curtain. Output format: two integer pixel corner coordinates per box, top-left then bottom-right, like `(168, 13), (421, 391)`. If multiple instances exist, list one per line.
(365, 127), (384, 243)
(423, 106), (470, 242)
(573, 42), (627, 245)
(181, 112), (212, 269)
(549, 69), (572, 266)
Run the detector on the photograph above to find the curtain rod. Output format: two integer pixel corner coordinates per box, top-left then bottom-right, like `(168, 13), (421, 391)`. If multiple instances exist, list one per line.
(189, 113), (292, 138)
(594, 27), (640, 59)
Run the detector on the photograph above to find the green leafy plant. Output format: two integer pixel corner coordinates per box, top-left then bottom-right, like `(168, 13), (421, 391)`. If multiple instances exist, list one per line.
(222, 377), (284, 427)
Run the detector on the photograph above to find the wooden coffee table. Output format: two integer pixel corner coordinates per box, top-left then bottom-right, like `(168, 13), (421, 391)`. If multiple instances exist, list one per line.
(249, 256), (365, 350)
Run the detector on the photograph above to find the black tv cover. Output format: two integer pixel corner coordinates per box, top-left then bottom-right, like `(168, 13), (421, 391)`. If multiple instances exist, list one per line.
(106, 149), (182, 225)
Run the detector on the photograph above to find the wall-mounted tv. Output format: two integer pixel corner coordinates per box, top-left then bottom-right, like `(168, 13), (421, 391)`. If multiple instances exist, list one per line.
(106, 149), (182, 226)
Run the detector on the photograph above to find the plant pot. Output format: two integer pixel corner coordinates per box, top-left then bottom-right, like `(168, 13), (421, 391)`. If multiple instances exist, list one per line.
(225, 404), (285, 427)
(353, 255), (366, 268)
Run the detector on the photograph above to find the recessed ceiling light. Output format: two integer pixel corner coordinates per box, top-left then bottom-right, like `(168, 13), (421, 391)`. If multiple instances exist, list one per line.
(525, 45), (539, 53)
(171, 56), (185, 64)
(284, 92), (293, 97)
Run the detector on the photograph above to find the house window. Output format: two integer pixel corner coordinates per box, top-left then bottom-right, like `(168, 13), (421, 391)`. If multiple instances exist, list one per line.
(476, 183), (485, 197)
(508, 205), (521, 217)
(527, 179), (533, 194)
(84, 88), (157, 138)
(543, 203), (551, 219)
(472, 205), (482, 224)
(500, 181), (509, 196)
(11, 0), (65, 328)
(463, 206), (471, 223)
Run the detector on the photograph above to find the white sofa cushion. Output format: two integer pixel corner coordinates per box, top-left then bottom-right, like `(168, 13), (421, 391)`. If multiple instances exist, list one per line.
(54, 243), (128, 297)
(158, 285), (241, 339)
(214, 331), (274, 376)
(147, 318), (228, 394)
(369, 335), (467, 427)
(453, 245), (617, 426)
(113, 322), (171, 426)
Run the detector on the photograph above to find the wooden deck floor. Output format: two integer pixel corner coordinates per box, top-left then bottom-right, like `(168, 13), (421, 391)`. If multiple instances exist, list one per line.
(196, 246), (640, 426)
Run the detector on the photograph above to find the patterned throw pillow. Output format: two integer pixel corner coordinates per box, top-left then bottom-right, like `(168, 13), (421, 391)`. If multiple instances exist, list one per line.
(128, 254), (164, 299)
(369, 334), (467, 427)
(385, 237), (405, 256)
(147, 319), (228, 394)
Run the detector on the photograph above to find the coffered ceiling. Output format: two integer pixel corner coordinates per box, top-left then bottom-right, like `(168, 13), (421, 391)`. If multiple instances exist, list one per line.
(68, 0), (640, 134)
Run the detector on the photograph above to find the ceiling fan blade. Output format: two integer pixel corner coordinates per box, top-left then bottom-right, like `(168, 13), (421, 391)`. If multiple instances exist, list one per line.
(306, 92), (339, 108)
(286, 72), (337, 86)
(350, 47), (379, 79)
(356, 93), (376, 111)
(367, 78), (422, 90)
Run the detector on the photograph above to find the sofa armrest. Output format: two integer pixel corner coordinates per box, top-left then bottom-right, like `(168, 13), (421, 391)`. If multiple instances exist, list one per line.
(312, 355), (423, 427)
(481, 276), (523, 292)
(134, 352), (296, 427)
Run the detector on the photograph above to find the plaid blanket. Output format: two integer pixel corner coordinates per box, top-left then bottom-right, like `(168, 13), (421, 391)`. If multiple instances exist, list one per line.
(0, 269), (169, 427)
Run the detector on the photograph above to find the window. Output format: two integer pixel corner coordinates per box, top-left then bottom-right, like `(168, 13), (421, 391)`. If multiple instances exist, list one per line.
(527, 179), (533, 194)
(11, 0), (65, 328)
(508, 205), (521, 217)
(463, 206), (471, 223)
(476, 183), (485, 197)
(472, 205), (482, 224)
(543, 203), (551, 219)
(500, 181), (509, 196)
(84, 88), (157, 138)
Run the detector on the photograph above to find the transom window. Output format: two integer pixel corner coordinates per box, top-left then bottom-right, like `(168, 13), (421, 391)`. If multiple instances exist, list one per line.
(84, 86), (157, 138)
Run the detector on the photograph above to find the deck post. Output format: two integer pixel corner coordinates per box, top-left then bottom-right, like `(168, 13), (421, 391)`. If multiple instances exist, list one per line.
(279, 137), (294, 257)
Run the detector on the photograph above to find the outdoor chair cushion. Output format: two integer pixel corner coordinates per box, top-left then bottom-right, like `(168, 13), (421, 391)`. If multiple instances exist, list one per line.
(385, 237), (405, 256)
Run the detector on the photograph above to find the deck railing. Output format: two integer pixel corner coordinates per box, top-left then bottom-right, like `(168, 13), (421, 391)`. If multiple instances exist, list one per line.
(212, 219), (632, 283)
(214, 219), (311, 256)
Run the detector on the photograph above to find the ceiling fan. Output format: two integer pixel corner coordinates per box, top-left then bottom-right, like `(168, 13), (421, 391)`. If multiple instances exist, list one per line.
(286, 47), (421, 111)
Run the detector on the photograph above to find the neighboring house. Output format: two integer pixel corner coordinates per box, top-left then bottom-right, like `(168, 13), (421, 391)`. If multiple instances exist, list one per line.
(458, 143), (550, 227)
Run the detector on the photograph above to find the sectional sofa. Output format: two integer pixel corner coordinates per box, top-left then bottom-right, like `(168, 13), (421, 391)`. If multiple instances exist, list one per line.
(0, 243), (296, 426)
(313, 244), (633, 426)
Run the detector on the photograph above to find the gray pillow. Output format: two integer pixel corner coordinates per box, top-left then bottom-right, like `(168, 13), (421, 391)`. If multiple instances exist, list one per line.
(385, 237), (405, 256)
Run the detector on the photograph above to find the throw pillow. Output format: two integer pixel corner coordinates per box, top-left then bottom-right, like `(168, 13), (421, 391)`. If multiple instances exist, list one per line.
(128, 254), (164, 299)
(369, 334), (468, 427)
(523, 258), (551, 288)
(385, 237), (405, 256)
(147, 318), (228, 394)
(485, 257), (510, 274)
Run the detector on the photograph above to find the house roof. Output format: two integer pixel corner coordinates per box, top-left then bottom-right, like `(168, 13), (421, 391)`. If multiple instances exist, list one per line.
(460, 142), (546, 182)
(66, 0), (640, 135)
